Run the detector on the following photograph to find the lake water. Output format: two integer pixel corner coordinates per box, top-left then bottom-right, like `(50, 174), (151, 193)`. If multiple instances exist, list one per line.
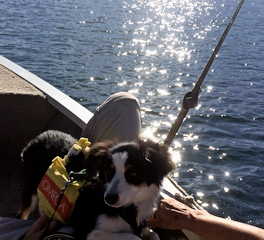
(1, 0), (264, 229)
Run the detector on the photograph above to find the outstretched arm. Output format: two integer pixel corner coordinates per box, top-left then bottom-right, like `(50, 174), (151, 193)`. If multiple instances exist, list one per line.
(147, 198), (264, 240)
(23, 215), (61, 240)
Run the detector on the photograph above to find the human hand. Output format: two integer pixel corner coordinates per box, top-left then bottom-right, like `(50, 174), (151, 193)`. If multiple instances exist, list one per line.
(147, 198), (194, 230)
(23, 215), (62, 240)
(148, 198), (264, 240)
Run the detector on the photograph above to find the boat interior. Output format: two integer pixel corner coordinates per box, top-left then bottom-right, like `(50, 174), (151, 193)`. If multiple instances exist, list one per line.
(0, 56), (204, 240)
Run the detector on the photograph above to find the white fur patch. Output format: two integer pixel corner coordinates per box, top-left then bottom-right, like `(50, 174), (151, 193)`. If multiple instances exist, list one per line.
(96, 214), (131, 233)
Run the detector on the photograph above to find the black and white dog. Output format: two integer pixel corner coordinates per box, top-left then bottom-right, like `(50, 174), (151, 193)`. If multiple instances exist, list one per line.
(18, 130), (175, 240)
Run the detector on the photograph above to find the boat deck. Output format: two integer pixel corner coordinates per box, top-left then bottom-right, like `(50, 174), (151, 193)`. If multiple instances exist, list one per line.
(0, 56), (204, 239)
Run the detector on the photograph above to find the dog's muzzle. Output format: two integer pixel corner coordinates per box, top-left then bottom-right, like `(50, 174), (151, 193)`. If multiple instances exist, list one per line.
(104, 178), (120, 206)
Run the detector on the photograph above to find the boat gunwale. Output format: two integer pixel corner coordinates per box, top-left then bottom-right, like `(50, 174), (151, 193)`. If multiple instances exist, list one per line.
(0, 55), (93, 129)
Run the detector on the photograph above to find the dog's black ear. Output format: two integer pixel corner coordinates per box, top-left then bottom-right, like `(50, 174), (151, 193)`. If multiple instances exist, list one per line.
(140, 139), (175, 185)
(84, 141), (113, 176)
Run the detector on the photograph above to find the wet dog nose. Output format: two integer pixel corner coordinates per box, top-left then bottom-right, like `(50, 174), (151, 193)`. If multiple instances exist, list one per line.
(105, 193), (118, 205)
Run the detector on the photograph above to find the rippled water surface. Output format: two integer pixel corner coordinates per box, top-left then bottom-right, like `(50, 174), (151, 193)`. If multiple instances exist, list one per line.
(1, 0), (264, 228)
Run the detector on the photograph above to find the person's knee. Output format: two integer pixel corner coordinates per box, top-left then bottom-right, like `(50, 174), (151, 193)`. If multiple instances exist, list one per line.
(82, 92), (142, 142)
(108, 92), (140, 108)
(96, 92), (140, 114)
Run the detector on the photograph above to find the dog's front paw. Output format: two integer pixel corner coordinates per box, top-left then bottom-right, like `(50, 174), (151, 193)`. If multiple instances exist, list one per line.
(141, 227), (160, 240)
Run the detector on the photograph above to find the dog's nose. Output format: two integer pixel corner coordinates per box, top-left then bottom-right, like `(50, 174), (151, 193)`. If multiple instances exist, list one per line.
(105, 193), (118, 206)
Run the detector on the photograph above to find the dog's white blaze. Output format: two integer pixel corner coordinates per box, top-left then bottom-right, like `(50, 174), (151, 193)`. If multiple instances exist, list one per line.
(133, 184), (160, 221)
(105, 151), (138, 208)
(112, 151), (127, 173)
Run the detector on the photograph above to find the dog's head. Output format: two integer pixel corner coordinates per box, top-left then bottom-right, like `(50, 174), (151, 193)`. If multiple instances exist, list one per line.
(84, 139), (175, 208)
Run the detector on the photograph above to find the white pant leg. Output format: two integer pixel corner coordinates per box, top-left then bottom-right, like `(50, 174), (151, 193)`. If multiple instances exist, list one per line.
(81, 92), (142, 143)
(0, 217), (34, 240)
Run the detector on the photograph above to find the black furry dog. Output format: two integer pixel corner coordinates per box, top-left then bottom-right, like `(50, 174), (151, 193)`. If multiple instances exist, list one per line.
(18, 130), (175, 240)
(17, 130), (83, 220)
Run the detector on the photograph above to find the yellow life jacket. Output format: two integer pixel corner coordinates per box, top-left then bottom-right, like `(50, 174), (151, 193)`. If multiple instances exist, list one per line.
(37, 138), (90, 224)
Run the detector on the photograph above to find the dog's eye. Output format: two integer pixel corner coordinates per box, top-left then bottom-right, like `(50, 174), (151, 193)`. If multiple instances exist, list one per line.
(130, 171), (137, 177)
(125, 167), (144, 185)
(127, 169), (137, 177)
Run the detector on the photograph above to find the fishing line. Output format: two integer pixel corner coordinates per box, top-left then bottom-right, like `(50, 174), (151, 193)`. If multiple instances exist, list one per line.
(163, 0), (244, 147)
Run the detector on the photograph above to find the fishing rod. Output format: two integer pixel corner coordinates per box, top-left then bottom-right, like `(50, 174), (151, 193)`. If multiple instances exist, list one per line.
(163, 0), (244, 147)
